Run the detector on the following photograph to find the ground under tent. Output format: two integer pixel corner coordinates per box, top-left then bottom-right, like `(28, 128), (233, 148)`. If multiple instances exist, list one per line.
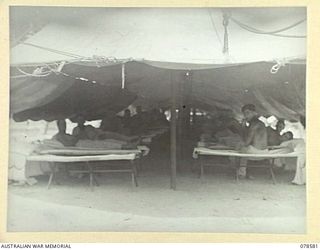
(10, 59), (306, 189)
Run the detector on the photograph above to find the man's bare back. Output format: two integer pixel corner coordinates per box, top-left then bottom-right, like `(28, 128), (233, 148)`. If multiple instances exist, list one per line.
(246, 117), (268, 150)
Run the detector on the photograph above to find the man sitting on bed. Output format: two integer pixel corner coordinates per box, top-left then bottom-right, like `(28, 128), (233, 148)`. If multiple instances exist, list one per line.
(238, 104), (268, 179)
(240, 104), (268, 151)
(53, 120), (79, 147)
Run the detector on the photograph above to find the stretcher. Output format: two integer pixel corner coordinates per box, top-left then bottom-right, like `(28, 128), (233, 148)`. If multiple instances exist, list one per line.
(27, 147), (149, 191)
(193, 147), (301, 184)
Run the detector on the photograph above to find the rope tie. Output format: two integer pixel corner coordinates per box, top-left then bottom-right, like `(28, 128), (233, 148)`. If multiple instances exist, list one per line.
(270, 59), (287, 74)
(17, 67), (51, 77)
(230, 17), (306, 38)
(56, 61), (66, 72)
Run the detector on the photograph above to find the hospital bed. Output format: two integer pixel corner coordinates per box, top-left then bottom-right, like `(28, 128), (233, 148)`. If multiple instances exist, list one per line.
(193, 146), (300, 184)
(27, 146), (149, 191)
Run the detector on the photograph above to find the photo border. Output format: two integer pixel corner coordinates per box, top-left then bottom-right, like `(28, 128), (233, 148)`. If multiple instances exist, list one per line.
(0, 0), (319, 243)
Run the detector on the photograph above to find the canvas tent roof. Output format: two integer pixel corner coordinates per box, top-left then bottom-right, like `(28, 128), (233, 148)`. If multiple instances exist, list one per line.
(10, 7), (306, 66)
(10, 7), (306, 122)
(11, 60), (305, 122)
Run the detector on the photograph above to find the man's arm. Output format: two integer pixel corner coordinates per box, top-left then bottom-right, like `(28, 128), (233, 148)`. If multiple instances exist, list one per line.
(72, 127), (79, 136)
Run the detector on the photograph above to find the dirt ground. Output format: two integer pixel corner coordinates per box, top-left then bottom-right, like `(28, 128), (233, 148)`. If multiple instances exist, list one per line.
(7, 154), (306, 233)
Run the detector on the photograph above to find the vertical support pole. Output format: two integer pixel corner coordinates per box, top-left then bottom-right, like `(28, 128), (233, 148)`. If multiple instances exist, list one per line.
(181, 71), (192, 165)
(177, 74), (183, 170)
(170, 71), (177, 190)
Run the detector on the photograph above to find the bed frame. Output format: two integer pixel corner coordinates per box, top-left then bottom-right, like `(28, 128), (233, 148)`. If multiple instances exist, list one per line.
(193, 147), (300, 184)
(27, 152), (140, 191)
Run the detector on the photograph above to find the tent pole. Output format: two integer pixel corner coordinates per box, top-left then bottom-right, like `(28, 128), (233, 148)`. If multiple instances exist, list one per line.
(170, 71), (177, 190)
(177, 75), (183, 170)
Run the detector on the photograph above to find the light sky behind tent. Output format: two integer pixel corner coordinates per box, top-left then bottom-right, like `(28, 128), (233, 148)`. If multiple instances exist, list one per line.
(10, 7), (306, 65)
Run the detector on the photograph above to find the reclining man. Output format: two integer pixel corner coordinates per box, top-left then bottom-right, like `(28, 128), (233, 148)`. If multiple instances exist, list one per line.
(72, 115), (139, 149)
(270, 131), (306, 185)
(53, 120), (79, 147)
(267, 118), (285, 146)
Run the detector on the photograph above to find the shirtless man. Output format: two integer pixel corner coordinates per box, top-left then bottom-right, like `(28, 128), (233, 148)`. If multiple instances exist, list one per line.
(241, 104), (268, 150)
(238, 104), (268, 178)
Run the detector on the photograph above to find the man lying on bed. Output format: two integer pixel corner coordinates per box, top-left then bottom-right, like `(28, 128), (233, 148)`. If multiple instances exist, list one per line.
(73, 116), (138, 141)
(267, 119), (285, 146)
(53, 120), (79, 147)
(269, 131), (305, 185)
(52, 118), (139, 149)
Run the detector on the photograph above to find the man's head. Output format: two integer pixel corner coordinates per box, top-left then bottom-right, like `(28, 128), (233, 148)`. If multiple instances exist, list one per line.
(276, 119), (285, 133)
(56, 120), (67, 133)
(124, 109), (131, 118)
(76, 115), (86, 127)
(241, 104), (257, 121)
(281, 131), (293, 141)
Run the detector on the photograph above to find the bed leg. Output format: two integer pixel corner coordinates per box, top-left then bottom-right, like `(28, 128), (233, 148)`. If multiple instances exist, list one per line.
(93, 175), (99, 186)
(47, 162), (56, 190)
(235, 158), (239, 184)
(270, 159), (277, 185)
(131, 160), (138, 187)
(136, 157), (141, 176)
(236, 168), (239, 183)
(53, 163), (61, 185)
(200, 157), (204, 181)
(87, 162), (94, 192)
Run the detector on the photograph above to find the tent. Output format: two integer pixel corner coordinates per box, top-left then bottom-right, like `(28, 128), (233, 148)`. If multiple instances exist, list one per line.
(10, 7), (307, 189)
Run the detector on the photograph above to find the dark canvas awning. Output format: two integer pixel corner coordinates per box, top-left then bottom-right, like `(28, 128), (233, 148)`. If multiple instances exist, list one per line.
(11, 73), (136, 122)
(10, 60), (305, 122)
